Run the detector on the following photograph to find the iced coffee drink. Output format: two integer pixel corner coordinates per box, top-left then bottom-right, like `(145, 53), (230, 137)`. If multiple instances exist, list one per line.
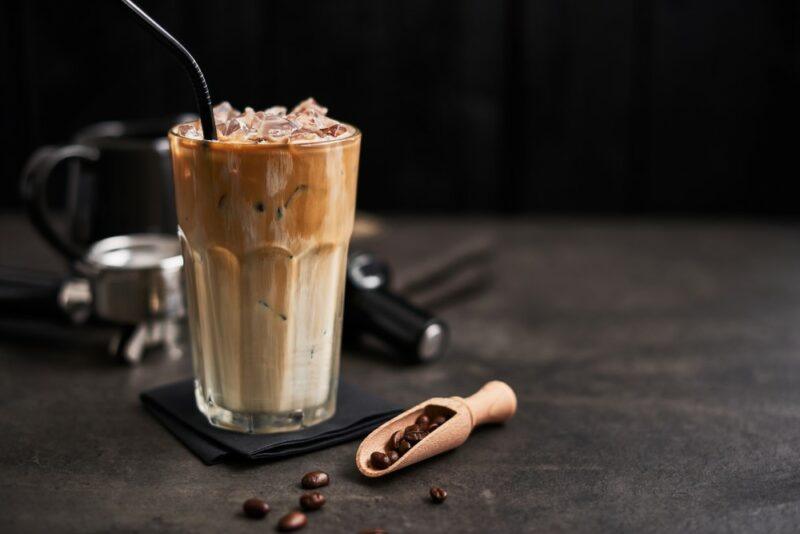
(169, 99), (360, 433)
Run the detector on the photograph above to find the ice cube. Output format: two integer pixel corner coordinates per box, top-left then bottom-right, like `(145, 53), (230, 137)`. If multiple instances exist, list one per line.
(320, 124), (348, 137)
(253, 116), (297, 143)
(213, 102), (240, 123)
(264, 106), (287, 117)
(291, 98), (328, 116)
(239, 107), (259, 129)
(176, 122), (201, 139)
(202, 99), (347, 143)
(218, 119), (241, 138)
(288, 108), (336, 133)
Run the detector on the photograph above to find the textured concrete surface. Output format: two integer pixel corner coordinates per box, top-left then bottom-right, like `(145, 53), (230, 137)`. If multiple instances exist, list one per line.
(3, 215), (800, 533)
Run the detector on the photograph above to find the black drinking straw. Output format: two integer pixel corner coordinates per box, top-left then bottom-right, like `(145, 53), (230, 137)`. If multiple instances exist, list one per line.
(120, 0), (217, 140)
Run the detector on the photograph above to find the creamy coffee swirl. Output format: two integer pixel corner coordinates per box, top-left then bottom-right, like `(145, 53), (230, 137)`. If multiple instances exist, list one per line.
(169, 101), (360, 431)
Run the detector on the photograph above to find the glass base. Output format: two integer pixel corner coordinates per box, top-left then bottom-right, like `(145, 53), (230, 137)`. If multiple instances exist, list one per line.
(194, 382), (336, 434)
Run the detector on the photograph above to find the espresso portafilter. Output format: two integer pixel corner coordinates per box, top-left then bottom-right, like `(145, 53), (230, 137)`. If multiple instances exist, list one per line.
(345, 252), (449, 363)
(0, 243), (448, 364)
(0, 234), (185, 365)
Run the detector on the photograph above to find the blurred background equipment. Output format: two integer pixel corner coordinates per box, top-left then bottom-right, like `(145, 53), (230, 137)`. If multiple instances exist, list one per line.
(2, 1), (797, 215)
(0, 234), (186, 364)
(19, 117), (189, 259)
(345, 251), (450, 363)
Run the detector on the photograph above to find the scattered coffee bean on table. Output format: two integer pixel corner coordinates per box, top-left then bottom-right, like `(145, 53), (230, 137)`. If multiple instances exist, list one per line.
(242, 497), (270, 518)
(299, 491), (326, 511)
(430, 486), (448, 504)
(369, 407), (453, 470)
(277, 511), (308, 531)
(359, 529), (388, 534)
(301, 471), (329, 489)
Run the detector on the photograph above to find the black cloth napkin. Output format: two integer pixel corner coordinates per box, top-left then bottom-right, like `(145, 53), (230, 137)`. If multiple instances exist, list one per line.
(141, 379), (401, 465)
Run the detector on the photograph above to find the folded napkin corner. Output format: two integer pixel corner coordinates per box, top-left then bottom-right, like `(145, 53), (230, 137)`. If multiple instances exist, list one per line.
(141, 380), (401, 465)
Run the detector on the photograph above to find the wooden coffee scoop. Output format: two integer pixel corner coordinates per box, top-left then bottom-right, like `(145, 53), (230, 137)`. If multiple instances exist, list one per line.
(356, 381), (517, 477)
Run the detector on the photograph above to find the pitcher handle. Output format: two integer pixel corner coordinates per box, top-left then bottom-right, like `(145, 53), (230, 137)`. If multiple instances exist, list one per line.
(20, 144), (100, 260)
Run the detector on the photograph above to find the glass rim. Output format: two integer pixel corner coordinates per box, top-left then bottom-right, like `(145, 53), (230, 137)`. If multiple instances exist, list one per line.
(168, 123), (361, 150)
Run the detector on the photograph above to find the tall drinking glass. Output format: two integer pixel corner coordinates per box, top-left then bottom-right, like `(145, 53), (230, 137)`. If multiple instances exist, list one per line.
(168, 128), (361, 433)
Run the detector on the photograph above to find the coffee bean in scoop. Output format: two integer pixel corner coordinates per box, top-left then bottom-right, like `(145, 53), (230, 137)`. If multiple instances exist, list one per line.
(404, 424), (420, 435)
(404, 428), (427, 444)
(427, 423), (439, 432)
(397, 439), (411, 455)
(432, 415), (446, 426)
(299, 491), (325, 511)
(277, 511), (307, 531)
(301, 471), (329, 489)
(387, 450), (399, 464)
(388, 430), (404, 450)
(242, 497), (270, 518)
(415, 414), (430, 429)
(430, 486), (448, 504)
(370, 451), (392, 470)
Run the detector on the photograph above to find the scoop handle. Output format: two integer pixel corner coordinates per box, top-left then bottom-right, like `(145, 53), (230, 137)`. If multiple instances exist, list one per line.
(462, 380), (517, 427)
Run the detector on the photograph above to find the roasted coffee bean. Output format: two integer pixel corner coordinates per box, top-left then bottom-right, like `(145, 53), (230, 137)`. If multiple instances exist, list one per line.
(242, 497), (270, 519)
(299, 491), (325, 511)
(404, 424), (420, 435)
(301, 471), (329, 489)
(370, 451), (392, 470)
(397, 439), (412, 455)
(415, 414), (430, 429)
(404, 429), (428, 444)
(359, 529), (388, 534)
(430, 486), (448, 504)
(389, 430), (404, 450)
(432, 415), (446, 426)
(387, 450), (400, 464)
(277, 511), (307, 531)
(427, 423), (439, 432)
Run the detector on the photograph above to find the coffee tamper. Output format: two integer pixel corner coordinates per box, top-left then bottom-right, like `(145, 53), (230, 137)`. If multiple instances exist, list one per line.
(59, 234), (185, 364)
(345, 251), (448, 362)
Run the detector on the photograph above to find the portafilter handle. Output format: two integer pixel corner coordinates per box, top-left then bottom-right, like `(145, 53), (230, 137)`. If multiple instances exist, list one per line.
(345, 252), (449, 363)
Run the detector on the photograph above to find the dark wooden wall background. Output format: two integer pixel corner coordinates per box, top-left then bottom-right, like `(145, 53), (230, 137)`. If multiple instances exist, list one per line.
(1, 1), (798, 214)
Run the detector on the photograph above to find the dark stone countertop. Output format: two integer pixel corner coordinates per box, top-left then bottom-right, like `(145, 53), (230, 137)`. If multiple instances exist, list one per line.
(3, 214), (800, 533)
